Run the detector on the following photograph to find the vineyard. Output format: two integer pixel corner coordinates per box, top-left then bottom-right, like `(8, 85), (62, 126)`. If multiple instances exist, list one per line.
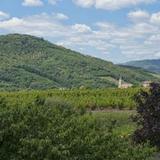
(1, 87), (159, 159)
(0, 88), (141, 110)
(0, 94), (155, 160)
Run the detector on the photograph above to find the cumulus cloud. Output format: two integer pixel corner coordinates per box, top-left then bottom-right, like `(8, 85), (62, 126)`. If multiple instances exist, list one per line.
(72, 24), (92, 33)
(73, 0), (94, 8)
(0, 13), (71, 38)
(128, 10), (150, 22)
(53, 13), (69, 20)
(22, 0), (43, 7)
(0, 11), (10, 21)
(0, 17), (25, 28)
(150, 12), (160, 25)
(73, 0), (156, 10)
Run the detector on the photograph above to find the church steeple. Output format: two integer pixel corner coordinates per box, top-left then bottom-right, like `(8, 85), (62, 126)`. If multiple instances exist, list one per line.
(118, 77), (122, 88)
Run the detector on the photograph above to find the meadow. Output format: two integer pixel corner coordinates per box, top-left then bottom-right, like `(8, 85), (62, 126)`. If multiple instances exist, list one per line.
(92, 111), (136, 136)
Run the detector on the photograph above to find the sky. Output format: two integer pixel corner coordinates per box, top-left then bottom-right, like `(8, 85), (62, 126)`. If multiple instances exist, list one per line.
(0, 0), (160, 63)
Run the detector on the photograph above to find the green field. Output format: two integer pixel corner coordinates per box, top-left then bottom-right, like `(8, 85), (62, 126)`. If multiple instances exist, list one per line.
(92, 111), (136, 136)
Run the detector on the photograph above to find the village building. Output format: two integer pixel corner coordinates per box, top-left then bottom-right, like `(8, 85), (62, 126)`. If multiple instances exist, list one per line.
(142, 81), (152, 88)
(118, 77), (133, 89)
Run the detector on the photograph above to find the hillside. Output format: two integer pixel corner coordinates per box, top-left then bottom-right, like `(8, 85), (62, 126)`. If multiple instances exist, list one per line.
(124, 59), (160, 73)
(0, 34), (159, 91)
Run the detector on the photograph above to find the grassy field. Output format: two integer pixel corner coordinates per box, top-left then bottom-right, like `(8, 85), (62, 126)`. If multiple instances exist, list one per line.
(92, 111), (136, 137)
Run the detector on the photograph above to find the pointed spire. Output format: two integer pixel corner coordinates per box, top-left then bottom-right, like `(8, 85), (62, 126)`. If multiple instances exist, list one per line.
(118, 76), (122, 88)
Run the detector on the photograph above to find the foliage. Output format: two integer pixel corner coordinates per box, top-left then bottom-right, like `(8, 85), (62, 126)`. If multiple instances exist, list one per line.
(0, 34), (159, 90)
(0, 88), (139, 110)
(133, 83), (160, 148)
(92, 111), (136, 137)
(0, 99), (154, 160)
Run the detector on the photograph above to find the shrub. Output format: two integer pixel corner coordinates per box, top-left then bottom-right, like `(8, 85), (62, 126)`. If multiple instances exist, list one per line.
(0, 102), (154, 160)
(0, 96), (7, 108)
(34, 95), (45, 106)
(133, 83), (160, 148)
(44, 97), (71, 108)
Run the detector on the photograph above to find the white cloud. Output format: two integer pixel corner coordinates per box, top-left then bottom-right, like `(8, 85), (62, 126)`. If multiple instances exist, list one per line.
(148, 34), (160, 42)
(73, 0), (94, 8)
(0, 13), (70, 37)
(72, 24), (92, 33)
(0, 11), (10, 21)
(22, 0), (43, 7)
(53, 13), (69, 20)
(128, 10), (150, 22)
(155, 52), (160, 58)
(150, 12), (160, 25)
(73, 0), (156, 10)
(0, 17), (25, 28)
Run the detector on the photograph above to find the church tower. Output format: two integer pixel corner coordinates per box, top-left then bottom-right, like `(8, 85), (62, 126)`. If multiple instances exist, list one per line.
(118, 77), (122, 88)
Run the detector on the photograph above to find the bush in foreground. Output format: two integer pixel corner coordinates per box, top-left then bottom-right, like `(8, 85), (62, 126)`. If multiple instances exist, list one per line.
(0, 101), (154, 160)
(133, 83), (160, 148)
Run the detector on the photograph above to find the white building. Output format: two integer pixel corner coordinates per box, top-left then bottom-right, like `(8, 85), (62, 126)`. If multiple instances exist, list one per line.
(142, 81), (152, 88)
(118, 77), (133, 89)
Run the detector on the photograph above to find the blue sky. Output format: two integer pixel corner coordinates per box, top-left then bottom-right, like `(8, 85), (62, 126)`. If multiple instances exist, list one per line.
(0, 0), (160, 63)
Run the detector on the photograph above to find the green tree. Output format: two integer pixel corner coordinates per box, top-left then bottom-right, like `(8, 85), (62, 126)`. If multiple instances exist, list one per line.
(133, 83), (160, 148)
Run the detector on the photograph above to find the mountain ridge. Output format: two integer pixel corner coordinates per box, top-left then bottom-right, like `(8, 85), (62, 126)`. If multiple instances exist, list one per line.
(123, 59), (160, 73)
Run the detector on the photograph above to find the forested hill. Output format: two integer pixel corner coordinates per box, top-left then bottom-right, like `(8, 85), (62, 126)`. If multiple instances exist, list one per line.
(0, 34), (159, 90)
(124, 59), (160, 73)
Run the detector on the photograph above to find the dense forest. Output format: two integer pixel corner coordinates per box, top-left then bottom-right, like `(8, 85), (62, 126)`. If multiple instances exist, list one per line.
(0, 34), (159, 91)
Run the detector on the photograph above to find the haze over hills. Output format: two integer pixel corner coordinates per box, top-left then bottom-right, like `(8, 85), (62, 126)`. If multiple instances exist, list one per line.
(0, 34), (159, 91)
(124, 59), (160, 73)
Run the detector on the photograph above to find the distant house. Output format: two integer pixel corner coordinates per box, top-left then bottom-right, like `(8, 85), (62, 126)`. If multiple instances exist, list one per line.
(142, 81), (152, 88)
(118, 77), (133, 89)
(59, 88), (66, 90)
